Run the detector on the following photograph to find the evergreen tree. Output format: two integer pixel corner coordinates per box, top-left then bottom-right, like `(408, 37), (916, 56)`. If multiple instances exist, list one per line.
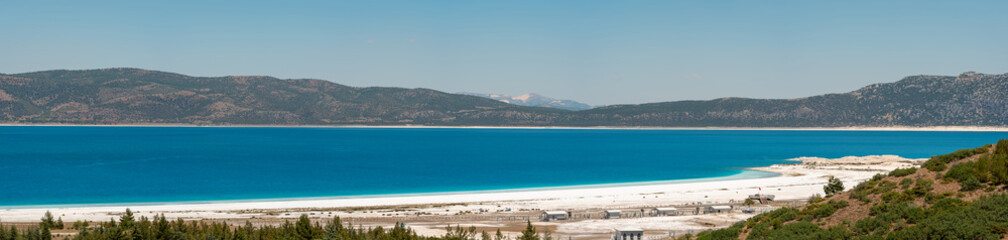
(824, 176), (845, 195)
(41, 211), (56, 229)
(40, 226), (52, 240)
(56, 217), (64, 229)
(295, 214), (316, 240)
(155, 214), (169, 239)
(324, 216), (344, 240)
(519, 221), (539, 240)
(481, 231), (492, 240)
(120, 208), (135, 229)
(25, 227), (39, 240)
(8, 226), (17, 240)
(494, 229), (505, 240)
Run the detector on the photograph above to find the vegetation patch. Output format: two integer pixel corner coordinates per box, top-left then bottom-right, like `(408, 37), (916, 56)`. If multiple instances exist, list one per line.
(688, 141), (1008, 240)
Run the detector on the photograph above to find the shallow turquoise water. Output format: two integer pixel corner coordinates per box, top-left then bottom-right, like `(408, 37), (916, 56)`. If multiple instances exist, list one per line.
(0, 126), (1004, 206)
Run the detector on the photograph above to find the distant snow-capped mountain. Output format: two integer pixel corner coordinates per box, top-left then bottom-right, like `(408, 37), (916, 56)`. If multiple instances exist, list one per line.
(460, 93), (594, 111)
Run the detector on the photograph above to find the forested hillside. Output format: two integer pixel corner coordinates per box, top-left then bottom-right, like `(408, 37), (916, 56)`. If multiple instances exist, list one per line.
(1, 68), (1006, 127)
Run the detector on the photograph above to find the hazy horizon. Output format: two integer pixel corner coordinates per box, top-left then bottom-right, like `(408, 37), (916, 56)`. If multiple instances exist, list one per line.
(2, 1), (1006, 105)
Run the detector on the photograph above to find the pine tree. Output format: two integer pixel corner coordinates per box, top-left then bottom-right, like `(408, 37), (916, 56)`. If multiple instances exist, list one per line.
(824, 176), (845, 195)
(519, 220), (539, 240)
(41, 211), (56, 229)
(25, 227), (39, 240)
(40, 226), (52, 240)
(495, 229), (506, 240)
(324, 216), (344, 240)
(56, 217), (64, 229)
(155, 214), (169, 239)
(295, 214), (315, 240)
(120, 208), (135, 229)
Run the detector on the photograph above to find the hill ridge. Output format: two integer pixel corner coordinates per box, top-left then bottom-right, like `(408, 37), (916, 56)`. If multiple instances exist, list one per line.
(690, 140), (1008, 240)
(1, 68), (1006, 127)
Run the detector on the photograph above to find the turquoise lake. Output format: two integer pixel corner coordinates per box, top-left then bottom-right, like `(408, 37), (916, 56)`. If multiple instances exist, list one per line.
(0, 126), (1005, 206)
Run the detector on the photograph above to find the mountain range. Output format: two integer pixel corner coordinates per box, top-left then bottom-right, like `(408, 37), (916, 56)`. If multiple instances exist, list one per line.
(1, 68), (1006, 127)
(459, 92), (594, 111)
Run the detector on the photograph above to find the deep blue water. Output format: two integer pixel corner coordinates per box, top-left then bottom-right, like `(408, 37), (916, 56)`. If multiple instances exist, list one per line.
(0, 126), (1005, 206)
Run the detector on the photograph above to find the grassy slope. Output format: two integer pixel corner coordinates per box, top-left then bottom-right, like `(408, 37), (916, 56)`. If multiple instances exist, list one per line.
(689, 139), (1008, 240)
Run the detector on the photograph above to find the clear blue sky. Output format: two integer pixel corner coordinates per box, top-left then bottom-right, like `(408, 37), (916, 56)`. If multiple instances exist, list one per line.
(2, 1), (1006, 105)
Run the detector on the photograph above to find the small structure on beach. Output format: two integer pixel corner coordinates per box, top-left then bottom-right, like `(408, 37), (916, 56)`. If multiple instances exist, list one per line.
(541, 211), (569, 221)
(611, 227), (644, 240)
(748, 194), (775, 204)
(651, 207), (678, 216)
(705, 205), (732, 214)
(604, 210), (622, 219)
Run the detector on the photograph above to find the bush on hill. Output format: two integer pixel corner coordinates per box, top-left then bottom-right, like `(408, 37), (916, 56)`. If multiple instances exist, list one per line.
(687, 141), (1008, 240)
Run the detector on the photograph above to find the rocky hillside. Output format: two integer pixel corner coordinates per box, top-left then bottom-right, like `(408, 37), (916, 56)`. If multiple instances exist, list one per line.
(0, 68), (566, 125)
(567, 72), (1008, 127)
(689, 140), (1008, 239)
(1, 68), (1006, 127)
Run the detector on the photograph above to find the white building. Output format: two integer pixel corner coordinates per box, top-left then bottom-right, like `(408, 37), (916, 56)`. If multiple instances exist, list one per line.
(541, 211), (569, 221)
(705, 205), (732, 214)
(652, 207), (678, 216)
(612, 227), (644, 240)
(604, 210), (622, 219)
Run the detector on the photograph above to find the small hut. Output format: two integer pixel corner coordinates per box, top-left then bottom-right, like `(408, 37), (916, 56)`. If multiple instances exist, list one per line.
(611, 227), (644, 240)
(652, 207), (678, 216)
(604, 210), (622, 219)
(705, 205), (732, 214)
(541, 211), (569, 221)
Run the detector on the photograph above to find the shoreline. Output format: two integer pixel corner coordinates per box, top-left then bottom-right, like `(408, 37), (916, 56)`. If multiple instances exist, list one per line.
(2, 123), (1008, 132)
(0, 155), (924, 225)
(0, 170), (779, 210)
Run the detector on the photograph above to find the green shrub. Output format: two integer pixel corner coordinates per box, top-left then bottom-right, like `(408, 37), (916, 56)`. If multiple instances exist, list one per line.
(921, 145), (990, 171)
(960, 176), (982, 191)
(945, 148), (1008, 189)
(762, 221), (821, 239)
(995, 139), (1008, 155)
(880, 192), (911, 203)
(883, 226), (927, 240)
(853, 217), (887, 235)
(888, 168), (916, 177)
(814, 225), (852, 240)
(923, 161), (947, 172)
(925, 192), (953, 204)
(898, 178), (913, 189)
(872, 181), (898, 195)
(944, 161), (977, 182)
(850, 191), (870, 203)
(697, 222), (743, 240)
(800, 200), (849, 221)
(929, 198), (968, 213)
(905, 179), (933, 198)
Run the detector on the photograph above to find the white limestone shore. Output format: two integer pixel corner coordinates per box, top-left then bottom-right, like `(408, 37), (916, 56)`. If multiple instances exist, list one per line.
(0, 155), (923, 227)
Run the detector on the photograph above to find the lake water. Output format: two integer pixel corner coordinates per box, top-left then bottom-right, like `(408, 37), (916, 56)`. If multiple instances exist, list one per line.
(0, 126), (1005, 206)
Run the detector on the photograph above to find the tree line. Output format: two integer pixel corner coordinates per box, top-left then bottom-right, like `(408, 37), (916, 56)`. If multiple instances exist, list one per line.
(0, 209), (555, 240)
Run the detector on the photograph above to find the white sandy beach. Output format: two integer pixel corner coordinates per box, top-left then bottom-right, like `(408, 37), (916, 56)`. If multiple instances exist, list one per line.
(0, 154), (923, 237)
